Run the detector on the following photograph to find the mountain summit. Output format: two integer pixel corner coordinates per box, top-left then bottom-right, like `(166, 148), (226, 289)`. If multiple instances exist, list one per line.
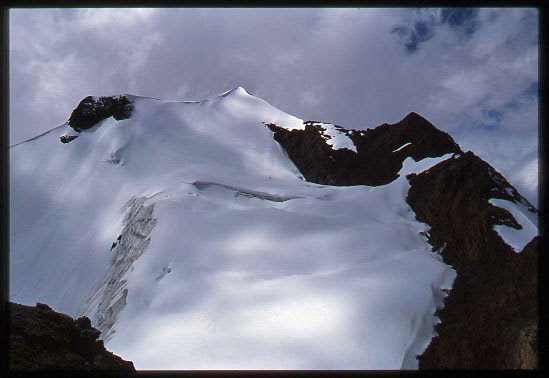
(10, 89), (538, 369)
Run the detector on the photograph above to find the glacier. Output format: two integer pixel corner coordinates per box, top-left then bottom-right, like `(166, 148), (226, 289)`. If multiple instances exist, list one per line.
(10, 86), (458, 369)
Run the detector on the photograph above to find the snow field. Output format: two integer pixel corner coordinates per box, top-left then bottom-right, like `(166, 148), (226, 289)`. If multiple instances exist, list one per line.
(105, 154), (456, 369)
(11, 87), (456, 369)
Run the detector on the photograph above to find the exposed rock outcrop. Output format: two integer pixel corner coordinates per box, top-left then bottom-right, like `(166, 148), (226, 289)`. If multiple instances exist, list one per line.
(406, 152), (538, 369)
(60, 134), (78, 144)
(9, 302), (135, 371)
(267, 112), (461, 186)
(68, 95), (134, 132)
(268, 114), (538, 369)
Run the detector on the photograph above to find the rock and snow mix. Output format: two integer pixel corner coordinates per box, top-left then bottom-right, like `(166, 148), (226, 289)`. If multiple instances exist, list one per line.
(393, 142), (412, 153)
(489, 198), (538, 252)
(313, 122), (357, 152)
(11, 87), (456, 369)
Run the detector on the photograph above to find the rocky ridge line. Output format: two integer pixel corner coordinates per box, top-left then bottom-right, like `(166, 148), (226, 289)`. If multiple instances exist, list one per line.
(406, 152), (538, 368)
(267, 112), (461, 186)
(266, 112), (538, 369)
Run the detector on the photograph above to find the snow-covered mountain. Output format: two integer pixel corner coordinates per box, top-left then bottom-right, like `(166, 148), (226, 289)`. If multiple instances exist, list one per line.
(10, 87), (538, 369)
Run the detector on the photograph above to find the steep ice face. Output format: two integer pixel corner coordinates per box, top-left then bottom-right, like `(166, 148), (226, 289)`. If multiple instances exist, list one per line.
(11, 87), (456, 369)
(80, 196), (158, 341)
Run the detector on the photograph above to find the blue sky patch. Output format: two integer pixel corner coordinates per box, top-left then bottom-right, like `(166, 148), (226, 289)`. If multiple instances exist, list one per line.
(393, 8), (480, 53)
(441, 8), (479, 37)
(391, 20), (435, 53)
(524, 81), (538, 98)
(482, 108), (503, 126)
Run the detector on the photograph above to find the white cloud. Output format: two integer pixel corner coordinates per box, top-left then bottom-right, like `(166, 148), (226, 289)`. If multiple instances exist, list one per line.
(77, 8), (158, 31)
(9, 8), (538, 203)
(510, 157), (538, 206)
(440, 70), (490, 106)
(168, 83), (192, 101)
(299, 88), (322, 109)
(499, 98), (538, 132)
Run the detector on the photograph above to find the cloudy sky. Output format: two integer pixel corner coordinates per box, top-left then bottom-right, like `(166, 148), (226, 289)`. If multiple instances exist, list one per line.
(9, 8), (538, 205)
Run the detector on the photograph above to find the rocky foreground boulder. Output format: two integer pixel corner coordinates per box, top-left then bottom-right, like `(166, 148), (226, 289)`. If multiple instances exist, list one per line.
(8, 302), (135, 371)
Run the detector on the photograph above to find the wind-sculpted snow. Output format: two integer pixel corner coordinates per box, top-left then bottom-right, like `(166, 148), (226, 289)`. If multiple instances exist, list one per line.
(191, 181), (304, 202)
(103, 154), (456, 370)
(11, 87), (458, 369)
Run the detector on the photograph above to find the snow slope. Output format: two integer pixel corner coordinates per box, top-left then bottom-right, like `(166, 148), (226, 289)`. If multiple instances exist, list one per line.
(11, 86), (456, 369)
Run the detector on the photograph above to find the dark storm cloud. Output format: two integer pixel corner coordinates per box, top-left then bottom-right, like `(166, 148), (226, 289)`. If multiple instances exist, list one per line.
(9, 8), (538, 205)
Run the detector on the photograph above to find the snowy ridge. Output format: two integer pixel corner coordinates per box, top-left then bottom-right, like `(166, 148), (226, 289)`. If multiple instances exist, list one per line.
(9, 123), (68, 148)
(11, 87), (456, 369)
